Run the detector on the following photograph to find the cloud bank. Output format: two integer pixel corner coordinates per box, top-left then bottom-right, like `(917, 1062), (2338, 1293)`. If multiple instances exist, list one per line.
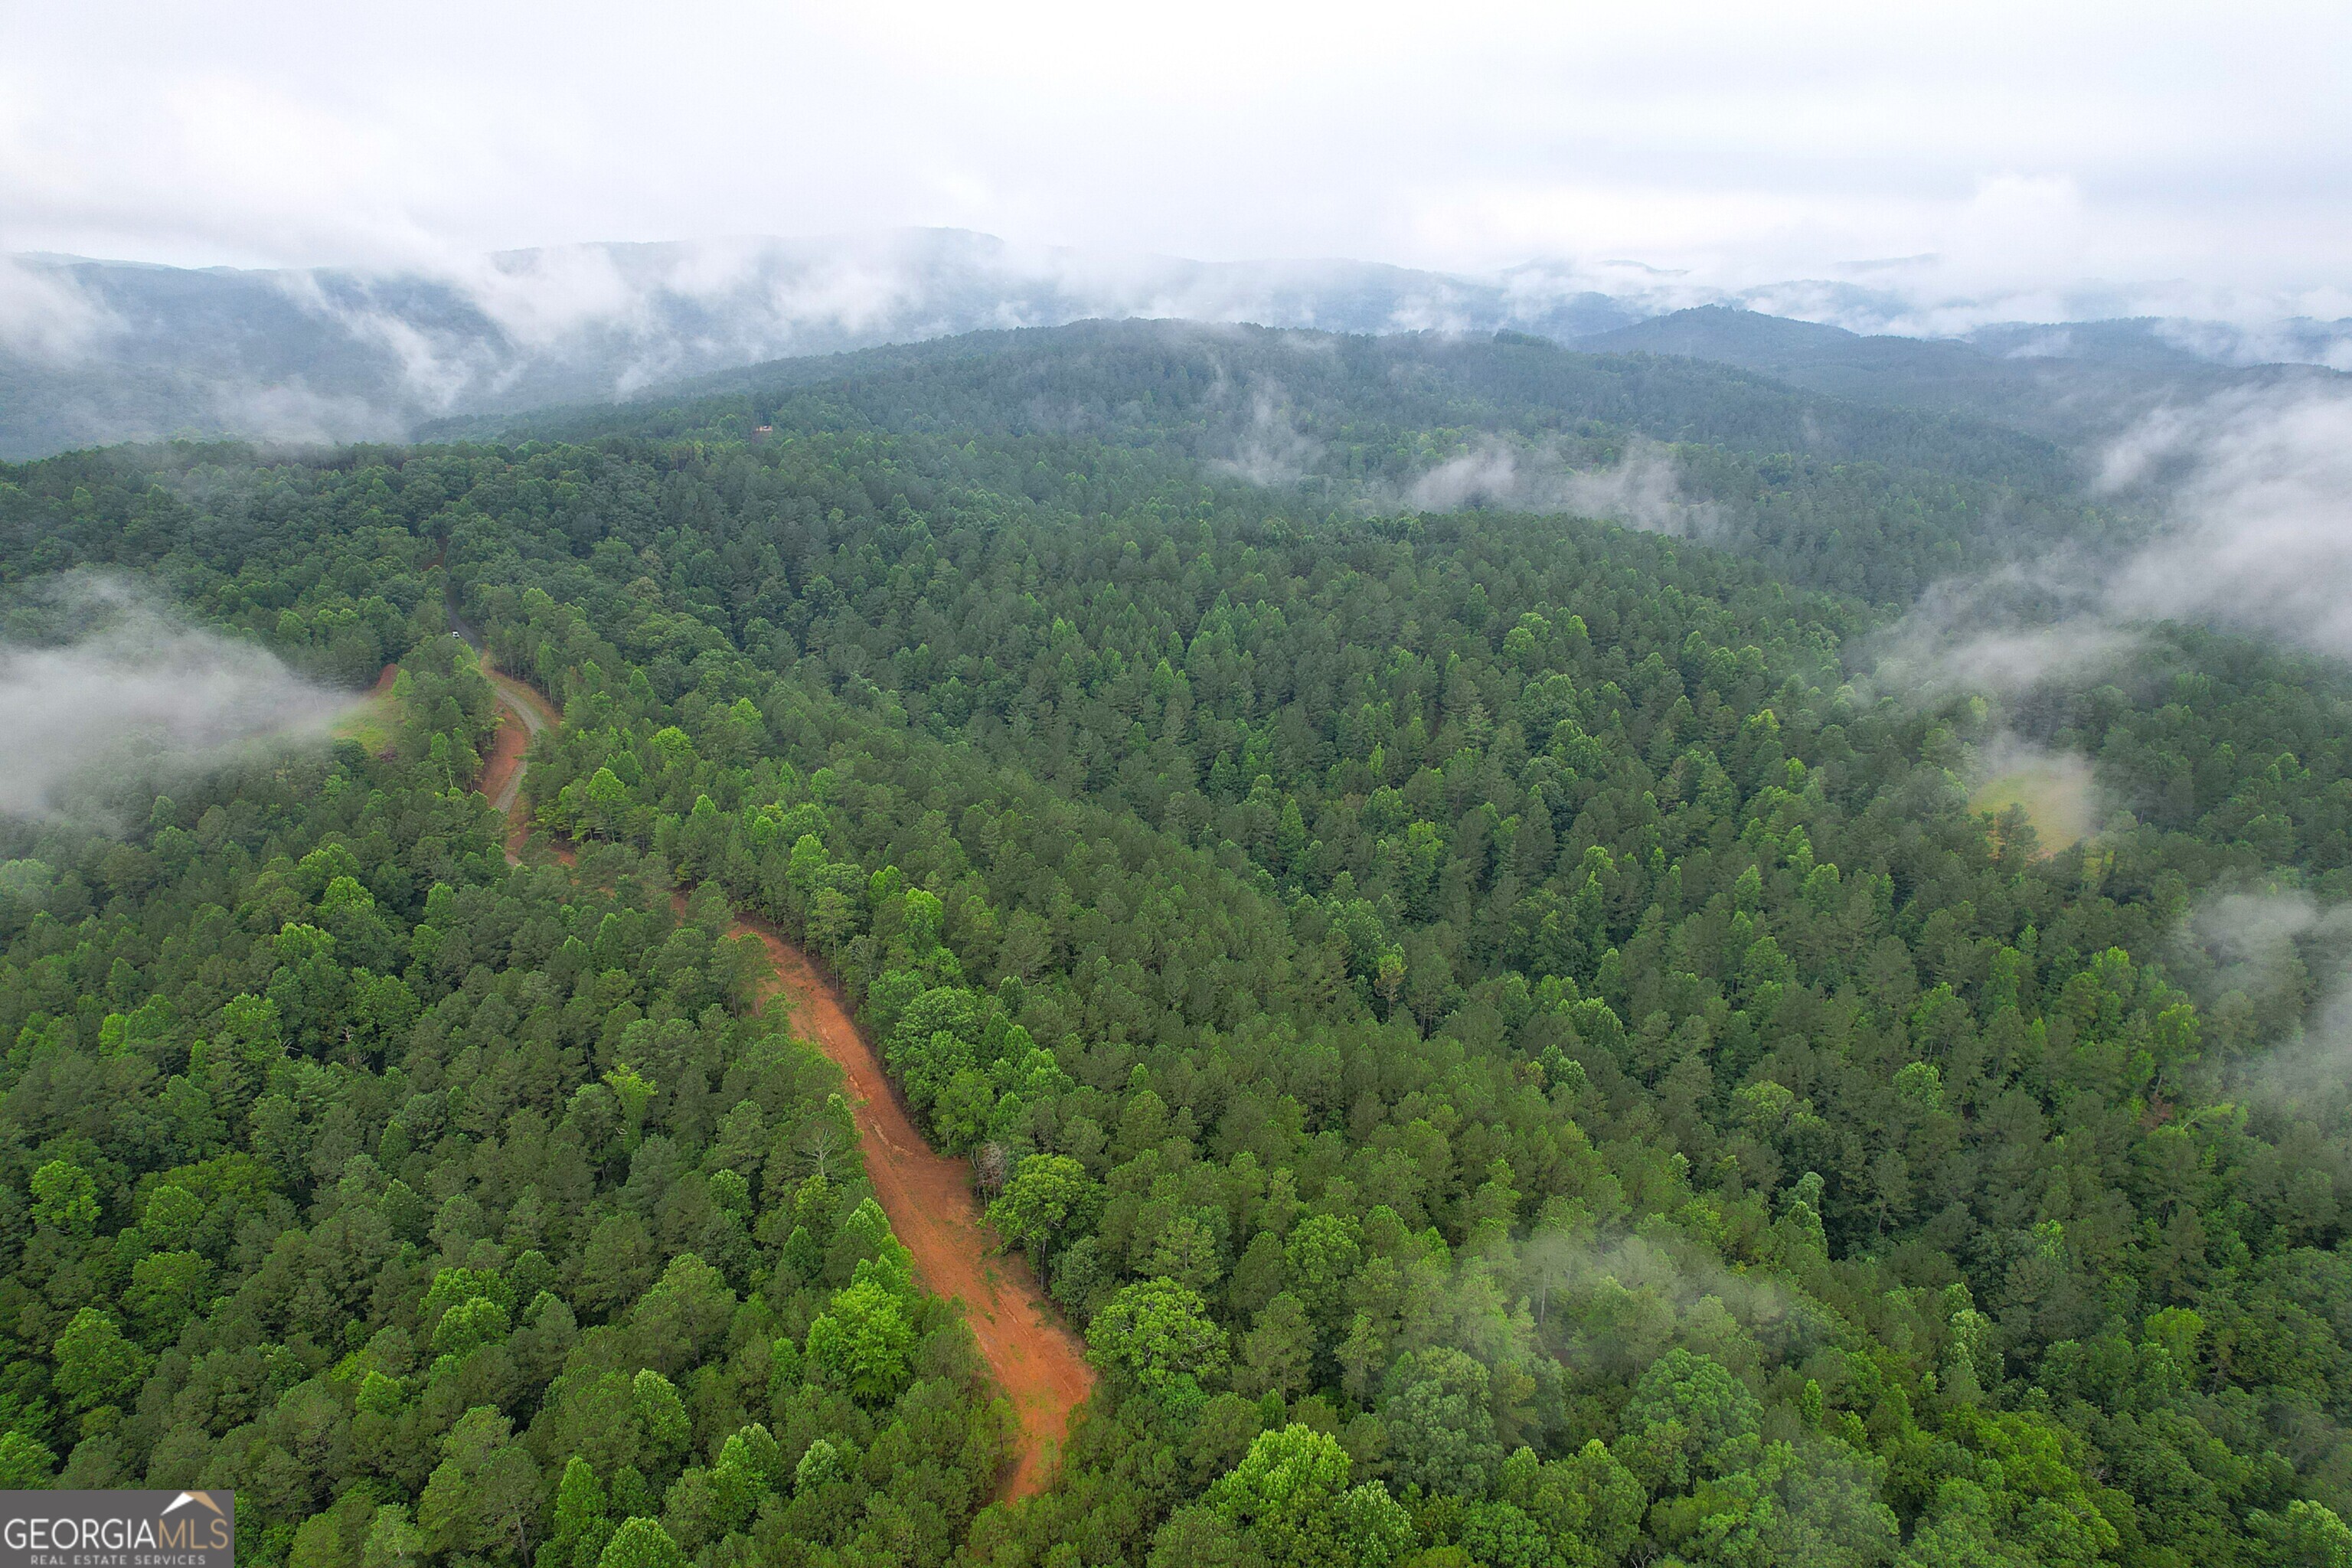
(2167, 888), (2352, 1112)
(0, 580), (352, 822)
(6, 3), (2352, 459)
(7, 227), (2350, 462)
(1403, 437), (1720, 536)
(1208, 384), (1326, 488)
(1964, 734), (2101, 851)
(1870, 382), (2352, 697)
(2102, 388), (2352, 657)
(8, 5), (2352, 326)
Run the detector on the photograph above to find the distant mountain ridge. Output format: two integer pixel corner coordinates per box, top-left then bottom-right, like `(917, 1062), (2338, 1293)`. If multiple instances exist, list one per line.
(3, 229), (2347, 459)
(0, 232), (1642, 459)
(1580, 305), (2352, 446)
(539, 315), (2070, 485)
(467, 315), (2132, 606)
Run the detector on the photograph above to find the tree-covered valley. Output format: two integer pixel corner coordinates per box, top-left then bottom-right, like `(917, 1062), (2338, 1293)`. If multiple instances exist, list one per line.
(5, 322), (2352, 1568)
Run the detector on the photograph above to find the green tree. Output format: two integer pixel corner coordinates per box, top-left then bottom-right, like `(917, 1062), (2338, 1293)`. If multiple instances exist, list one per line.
(988, 1153), (1091, 1269)
(416, 1405), (542, 1560)
(0, 1432), (54, 1488)
(2250, 1500), (2352, 1568)
(1613, 1349), (1762, 1493)
(361, 1506), (426, 1568)
(804, 1279), (916, 1406)
(125, 1250), (212, 1342)
(631, 1371), (691, 1465)
(551, 1455), (609, 1546)
(1381, 1347), (1501, 1497)
(596, 1517), (685, 1568)
(1202, 1424), (1413, 1568)
(29, 1159), (97, 1237)
(1651, 1436), (1896, 1568)
(1149, 1507), (1269, 1568)
(53, 1308), (149, 1416)
(140, 1184), (201, 1250)
(1089, 1278), (1230, 1397)
(1235, 1294), (1315, 1401)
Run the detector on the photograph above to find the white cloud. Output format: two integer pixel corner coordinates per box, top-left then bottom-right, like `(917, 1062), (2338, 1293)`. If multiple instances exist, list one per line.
(2170, 888), (2352, 1110)
(1402, 436), (1719, 535)
(0, 0), (2347, 334)
(1210, 384), (1325, 488)
(1870, 381), (2352, 697)
(2102, 388), (2352, 655)
(0, 578), (353, 822)
(0, 256), (114, 359)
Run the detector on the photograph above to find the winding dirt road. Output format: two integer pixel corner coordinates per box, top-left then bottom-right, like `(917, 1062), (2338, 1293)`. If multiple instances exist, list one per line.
(476, 670), (552, 859)
(462, 651), (1091, 1498)
(726, 912), (1093, 1499)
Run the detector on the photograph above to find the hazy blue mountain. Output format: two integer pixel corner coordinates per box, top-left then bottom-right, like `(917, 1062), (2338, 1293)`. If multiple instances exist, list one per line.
(1965, 313), (2352, 371)
(1577, 305), (2350, 443)
(6, 231), (2347, 460)
(0, 232), (1639, 458)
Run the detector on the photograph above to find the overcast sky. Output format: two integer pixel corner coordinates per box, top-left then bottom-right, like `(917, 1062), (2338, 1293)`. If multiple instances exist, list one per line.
(5, 0), (2349, 318)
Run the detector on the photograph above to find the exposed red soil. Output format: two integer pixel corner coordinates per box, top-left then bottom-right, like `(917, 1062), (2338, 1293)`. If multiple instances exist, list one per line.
(469, 662), (1091, 1498)
(475, 714), (533, 857)
(474, 665), (561, 862)
(728, 910), (1095, 1498)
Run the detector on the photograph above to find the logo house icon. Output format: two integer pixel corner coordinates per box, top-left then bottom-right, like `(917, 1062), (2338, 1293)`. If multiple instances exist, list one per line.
(157, 1490), (232, 1552)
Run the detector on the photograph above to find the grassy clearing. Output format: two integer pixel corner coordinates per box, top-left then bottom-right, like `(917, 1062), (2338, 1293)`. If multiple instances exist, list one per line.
(332, 666), (402, 756)
(1970, 753), (2097, 853)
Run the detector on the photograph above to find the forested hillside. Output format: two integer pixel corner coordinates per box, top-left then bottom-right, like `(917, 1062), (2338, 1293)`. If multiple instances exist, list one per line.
(0, 238), (1645, 462)
(5, 369), (2352, 1568)
(449, 319), (2128, 605)
(0, 466), (1012, 1566)
(1576, 308), (2352, 449)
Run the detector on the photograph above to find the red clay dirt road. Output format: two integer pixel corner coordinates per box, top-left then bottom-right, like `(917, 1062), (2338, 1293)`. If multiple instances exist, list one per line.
(727, 911), (1094, 1500)
(467, 659), (1093, 1499)
(478, 669), (557, 861)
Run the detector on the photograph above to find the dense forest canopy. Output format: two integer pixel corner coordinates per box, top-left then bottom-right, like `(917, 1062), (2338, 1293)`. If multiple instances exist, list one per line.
(446, 320), (2135, 606)
(5, 321), (2352, 1568)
